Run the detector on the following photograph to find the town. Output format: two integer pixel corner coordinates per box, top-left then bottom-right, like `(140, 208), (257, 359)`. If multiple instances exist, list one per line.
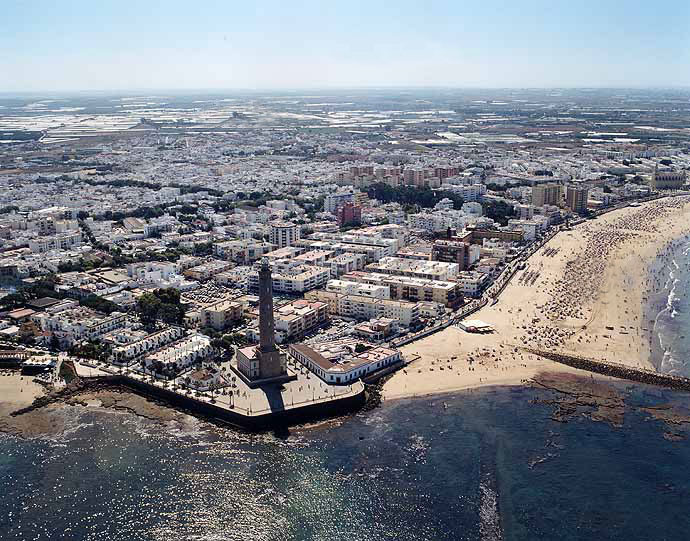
(1, 89), (689, 428)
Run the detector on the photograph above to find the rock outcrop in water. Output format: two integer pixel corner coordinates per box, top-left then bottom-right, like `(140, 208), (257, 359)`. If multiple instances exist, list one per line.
(530, 372), (626, 427)
(530, 371), (690, 441)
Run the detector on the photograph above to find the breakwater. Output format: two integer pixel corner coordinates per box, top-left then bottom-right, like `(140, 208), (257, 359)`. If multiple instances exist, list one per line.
(527, 348), (690, 392)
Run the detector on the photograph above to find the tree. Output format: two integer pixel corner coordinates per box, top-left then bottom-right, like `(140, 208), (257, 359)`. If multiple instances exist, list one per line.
(80, 295), (120, 315)
(155, 288), (181, 305)
(137, 293), (162, 325)
(0, 292), (28, 311)
(159, 303), (184, 325)
(354, 343), (368, 353)
(482, 200), (516, 226)
(366, 182), (463, 209)
(224, 332), (247, 347)
(135, 288), (185, 325)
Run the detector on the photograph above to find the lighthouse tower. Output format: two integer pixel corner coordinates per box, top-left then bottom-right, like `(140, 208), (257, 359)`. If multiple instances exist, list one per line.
(256, 258), (285, 378)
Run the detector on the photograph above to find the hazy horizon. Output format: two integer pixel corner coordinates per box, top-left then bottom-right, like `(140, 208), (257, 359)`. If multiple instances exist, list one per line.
(3, 0), (689, 93)
(2, 85), (690, 98)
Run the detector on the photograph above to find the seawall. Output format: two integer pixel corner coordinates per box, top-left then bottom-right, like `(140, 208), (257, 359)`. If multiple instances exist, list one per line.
(13, 373), (367, 432)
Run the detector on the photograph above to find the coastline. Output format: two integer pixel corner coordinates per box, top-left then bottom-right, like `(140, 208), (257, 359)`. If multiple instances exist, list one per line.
(646, 236), (690, 373)
(5, 197), (690, 436)
(383, 196), (690, 401)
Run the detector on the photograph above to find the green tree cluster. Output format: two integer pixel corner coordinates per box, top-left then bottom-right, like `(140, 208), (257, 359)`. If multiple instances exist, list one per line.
(136, 288), (185, 325)
(366, 183), (464, 209)
(80, 295), (120, 315)
(482, 200), (517, 226)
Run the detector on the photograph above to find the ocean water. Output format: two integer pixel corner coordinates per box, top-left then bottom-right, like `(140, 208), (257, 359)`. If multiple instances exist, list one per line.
(2, 384), (690, 541)
(654, 239), (690, 377)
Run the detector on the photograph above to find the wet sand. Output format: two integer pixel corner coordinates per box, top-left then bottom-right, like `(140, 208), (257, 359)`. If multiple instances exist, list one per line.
(0, 371), (61, 437)
(0, 370), (193, 438)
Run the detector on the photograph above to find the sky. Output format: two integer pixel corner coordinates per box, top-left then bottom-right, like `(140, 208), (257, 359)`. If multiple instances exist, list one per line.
(2, 0), (689, 92)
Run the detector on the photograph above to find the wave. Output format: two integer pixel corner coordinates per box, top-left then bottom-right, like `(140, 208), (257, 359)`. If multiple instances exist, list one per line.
(479, 475), (503, 541)
(653, 240), (690, 377)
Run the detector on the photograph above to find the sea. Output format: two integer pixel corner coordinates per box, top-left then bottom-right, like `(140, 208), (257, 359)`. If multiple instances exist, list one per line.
(654, 238), (690, 377)
(4, 231), (690, 541)
(2, 381), (690, 541)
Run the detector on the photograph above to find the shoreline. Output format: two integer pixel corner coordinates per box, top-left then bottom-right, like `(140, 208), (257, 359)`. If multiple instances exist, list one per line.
(383, 196), (690, 401)
(646, 235), (690, 373)
(5, 197), (690, 436)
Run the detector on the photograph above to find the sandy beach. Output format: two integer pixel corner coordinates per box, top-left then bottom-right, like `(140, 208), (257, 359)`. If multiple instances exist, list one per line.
(0, 366), (194, 437)
(384, 196), (690, 400)
(0, 370), (60, 437)
(0, 371), (45, 413)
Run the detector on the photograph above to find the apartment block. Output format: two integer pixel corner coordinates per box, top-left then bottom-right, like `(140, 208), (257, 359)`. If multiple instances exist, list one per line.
(432, 239), (481, 271)
(183, 260), (233, 281)
(305, 289), (420, 327)
(248, 259), (329, 293)
(269, 221), (301, 248)
(532, 182), (562, 207)
(365, 256), (459, 281)
(34, 307), (127, 344)
(565, 186), (589, 214)
(213, 239), (275, 263)
(28, 231), (82, 254)
(111, 326), (185, 364)
(342, 271), (463, 308)
(200, 299), (243, 331)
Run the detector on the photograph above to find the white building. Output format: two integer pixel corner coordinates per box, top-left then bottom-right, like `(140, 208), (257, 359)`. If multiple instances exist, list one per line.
(326, 279), (390, 299)
(507, 219), (538, 241)
(248, 259), (330, 293)
(324, 191), (355, 213)
(34, 307), (127, 344)
(144, 333), (214, 372)
(213, 239), (274, 263)
(289, 341), (402, 385)
(269, 221), (301, 248)
(111, 326), (185, 364)
(326, 253), (367, 277)
(28, 231), (82, 254)
(127, 261), (199, 291)
(365, 257), (459, 281)
(456, 271), (489, 297)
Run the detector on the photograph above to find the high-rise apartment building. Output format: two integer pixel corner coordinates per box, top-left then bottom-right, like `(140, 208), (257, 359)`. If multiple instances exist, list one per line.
(269, 221), (301, 248)
(532, 183), (562, 207)
(565, 186), (589, 214)
(336, 202), (362, 227)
